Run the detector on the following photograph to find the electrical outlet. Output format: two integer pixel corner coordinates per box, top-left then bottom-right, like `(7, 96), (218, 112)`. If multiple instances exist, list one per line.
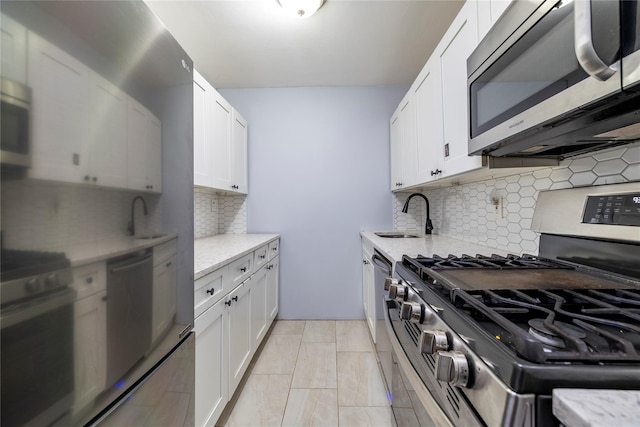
(211, 200), (215, 212)
(494, 196), (503, 219)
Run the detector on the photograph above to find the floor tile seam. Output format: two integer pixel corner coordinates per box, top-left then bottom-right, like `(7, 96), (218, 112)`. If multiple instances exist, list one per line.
(281, 323), (307, 427)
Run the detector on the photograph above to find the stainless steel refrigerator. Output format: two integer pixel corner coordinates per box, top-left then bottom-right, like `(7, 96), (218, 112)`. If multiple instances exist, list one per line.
(0, 2), (195, 425)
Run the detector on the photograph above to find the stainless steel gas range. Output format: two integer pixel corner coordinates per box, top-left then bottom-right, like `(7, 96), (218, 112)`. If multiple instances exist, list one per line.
(382, 182), (640, 426)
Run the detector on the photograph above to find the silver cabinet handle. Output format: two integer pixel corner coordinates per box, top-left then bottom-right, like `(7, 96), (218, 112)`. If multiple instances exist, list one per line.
(574, 0), (618, 81)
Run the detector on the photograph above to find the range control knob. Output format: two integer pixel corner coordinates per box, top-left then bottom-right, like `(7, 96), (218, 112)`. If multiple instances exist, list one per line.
(44, 273), (59, 288)
(435, 351), (470, 388)
(384, 277), (398, 291)
(25, 277), (41, 294)
(388, 283), (406, 301)
(400, 302), (423, 324)
(419, 330), (449, 354)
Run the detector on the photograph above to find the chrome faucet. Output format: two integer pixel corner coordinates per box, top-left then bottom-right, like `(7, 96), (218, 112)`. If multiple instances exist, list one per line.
(127, 196), (148, 236)
(402, 193), (434, 235)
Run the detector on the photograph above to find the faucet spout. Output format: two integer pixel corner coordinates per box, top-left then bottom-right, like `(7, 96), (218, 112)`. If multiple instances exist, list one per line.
(401, 193), (434, 235)
(128, 196), (148, 236)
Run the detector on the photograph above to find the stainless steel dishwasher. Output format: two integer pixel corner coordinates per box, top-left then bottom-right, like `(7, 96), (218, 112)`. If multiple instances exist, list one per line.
(106, 249), (153, 388)
(371, 250), (394, 400)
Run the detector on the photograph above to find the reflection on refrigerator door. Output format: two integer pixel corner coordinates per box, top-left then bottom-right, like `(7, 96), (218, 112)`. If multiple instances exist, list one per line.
(97, 333), (195, 427)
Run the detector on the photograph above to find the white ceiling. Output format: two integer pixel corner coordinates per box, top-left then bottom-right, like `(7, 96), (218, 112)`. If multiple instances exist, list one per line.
(144, 0), (464, 89)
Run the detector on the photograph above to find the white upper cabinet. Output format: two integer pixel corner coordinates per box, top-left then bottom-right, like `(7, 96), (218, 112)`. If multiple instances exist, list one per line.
(389, 94), (416, 190)
(437, 0), (483, 178)
(231, 109), (248, 194)
(193, 69), (248, 194)
(28, 32), (90, 183)
(413, 55), (444, 184)
(1, 13), (28, 84)
(194, 70), (214, 187)
(210, 89), (233, 191)
(127, 98), (162, 193)
(88, 73), (128, 188)
(27, 31), (161, 192)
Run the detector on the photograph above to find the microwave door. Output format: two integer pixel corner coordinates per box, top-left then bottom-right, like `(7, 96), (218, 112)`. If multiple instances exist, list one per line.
(622, 0), (640, 90)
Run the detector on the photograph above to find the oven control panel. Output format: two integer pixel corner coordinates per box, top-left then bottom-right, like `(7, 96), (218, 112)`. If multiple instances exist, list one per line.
(582, 193), (640, 226)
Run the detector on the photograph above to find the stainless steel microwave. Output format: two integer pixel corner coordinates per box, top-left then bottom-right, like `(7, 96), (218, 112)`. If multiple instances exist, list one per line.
(1, 77), (31, 168)
(467, 0), (640, 159)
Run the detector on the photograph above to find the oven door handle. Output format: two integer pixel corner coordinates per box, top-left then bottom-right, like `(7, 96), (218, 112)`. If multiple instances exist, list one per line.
(574, 0), (619, 81)
(383, 304), (454, 427)
(372, 254), (392, 276)
(1, 287), (76, 329)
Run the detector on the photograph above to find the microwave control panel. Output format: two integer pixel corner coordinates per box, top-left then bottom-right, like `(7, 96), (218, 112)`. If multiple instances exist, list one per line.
(582, 193), (640, 226)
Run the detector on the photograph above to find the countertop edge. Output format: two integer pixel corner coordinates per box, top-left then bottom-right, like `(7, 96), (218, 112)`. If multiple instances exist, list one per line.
(552, 389), (640, 427)
(194, 234), (280, 280)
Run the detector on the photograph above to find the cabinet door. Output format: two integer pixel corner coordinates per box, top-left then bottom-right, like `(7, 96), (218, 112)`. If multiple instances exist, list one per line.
(73, 290), (107, 416)
(267, 256), (279, 323)
(399, 97), (417, 188)
(1, 13), (28, 84)
(211, 89), (233, 192)
(231, 109), (248, 194)
(228, 281), (252, 396)
(193, 70), (213, 187)
(127, 98), (162, 192)
(251, 266), (268, 349)
(195, 298), (227, 427)
(362, 253), (370, 332)
(390, 112), (402, 191)
(88, 73), (127, 188)
(438, 0), (483, 178)
(28, 32), (90, 183)
(127, 98), (151, 191)
(147, 115), (162, 193)
(152, 254), (177, 344)
(413, 57), (444, 183)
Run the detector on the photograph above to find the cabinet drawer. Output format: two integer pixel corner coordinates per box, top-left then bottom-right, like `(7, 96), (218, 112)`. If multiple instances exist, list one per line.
(195, 265), (228, 318)
(254, 244), (269, 270)
(72, 261), (106, 300)
(268, 239), (280, 260)
(228, 253), (253, 288)
(154, 238), (177, 266)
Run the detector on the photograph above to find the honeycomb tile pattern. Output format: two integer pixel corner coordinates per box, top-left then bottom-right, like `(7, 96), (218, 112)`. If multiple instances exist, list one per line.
(1, 180), (163, 250)
(194, 190), (219, 238)
(194, 190), (247, 238)
(393, 141), (640, 255)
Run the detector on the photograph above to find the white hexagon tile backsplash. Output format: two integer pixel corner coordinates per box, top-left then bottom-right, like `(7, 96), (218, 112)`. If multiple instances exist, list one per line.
(394, 141), (640, 255)
(194, 190), (247, 238)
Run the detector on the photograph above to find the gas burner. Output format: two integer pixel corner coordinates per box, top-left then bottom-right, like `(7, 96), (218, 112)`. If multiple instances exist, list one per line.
(527, 319), (587, 349)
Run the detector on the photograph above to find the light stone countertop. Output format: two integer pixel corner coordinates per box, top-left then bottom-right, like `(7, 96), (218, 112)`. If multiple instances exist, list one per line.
(47, 233), (177, 267)
(194, 233), (280, 280)
(553, 389), (640, 427)
(360, 231), (509, 265)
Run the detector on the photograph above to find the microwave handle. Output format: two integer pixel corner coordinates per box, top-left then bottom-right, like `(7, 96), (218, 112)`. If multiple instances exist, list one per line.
(574, 0), (619, 81)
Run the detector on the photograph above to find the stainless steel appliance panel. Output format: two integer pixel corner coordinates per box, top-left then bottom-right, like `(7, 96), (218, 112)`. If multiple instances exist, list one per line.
(0, 1), (194, 425)
(106, 251), (153, 389)
(467, 0), (640, 159)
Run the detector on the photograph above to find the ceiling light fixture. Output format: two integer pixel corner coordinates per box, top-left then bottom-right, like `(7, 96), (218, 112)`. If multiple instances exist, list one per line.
(277, 0), (325, 19)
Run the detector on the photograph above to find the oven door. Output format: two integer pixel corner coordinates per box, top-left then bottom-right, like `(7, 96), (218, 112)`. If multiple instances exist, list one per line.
(468, 0), (623, 156)
(1, 286), (76, 426)
(383, 299), (454, 427)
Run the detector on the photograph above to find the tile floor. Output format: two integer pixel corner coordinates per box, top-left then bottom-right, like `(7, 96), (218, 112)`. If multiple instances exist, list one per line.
(217, 320), (392, 427)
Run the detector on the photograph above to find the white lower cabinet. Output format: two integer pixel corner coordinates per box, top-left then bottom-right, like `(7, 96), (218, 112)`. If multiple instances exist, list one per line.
(228, 280), (253, 396)
(195, 297), (227, 427)
(71, 262), (107, 416)
(251, 266), (268, 350)
(266, 255), (279, 323)
(194, 239), (280, 426)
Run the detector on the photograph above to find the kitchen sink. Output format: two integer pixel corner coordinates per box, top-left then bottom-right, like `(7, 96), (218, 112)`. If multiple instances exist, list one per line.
(374, 232), (421, 238)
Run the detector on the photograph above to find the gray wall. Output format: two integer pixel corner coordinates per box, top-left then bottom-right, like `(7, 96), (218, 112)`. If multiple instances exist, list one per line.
(220, 87), (406, 319)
